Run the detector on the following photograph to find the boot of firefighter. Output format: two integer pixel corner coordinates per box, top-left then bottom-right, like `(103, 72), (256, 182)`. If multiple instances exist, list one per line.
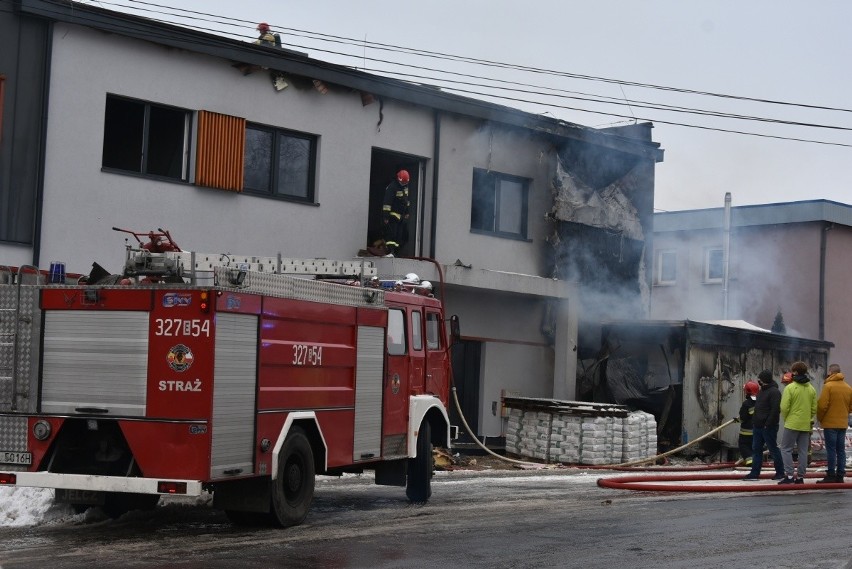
(816, 470), (836, 483)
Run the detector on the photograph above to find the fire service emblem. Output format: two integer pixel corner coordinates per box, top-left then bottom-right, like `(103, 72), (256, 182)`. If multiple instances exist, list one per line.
(167, 344), (194, 372)
(391, 373), (401, 395)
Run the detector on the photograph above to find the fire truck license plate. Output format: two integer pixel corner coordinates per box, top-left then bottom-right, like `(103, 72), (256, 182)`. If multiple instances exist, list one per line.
(0, 451), (32, 465)
(55, 489), (105, 506)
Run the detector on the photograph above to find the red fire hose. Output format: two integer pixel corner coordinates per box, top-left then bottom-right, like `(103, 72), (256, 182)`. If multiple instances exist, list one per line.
(598, 472), (852, 492)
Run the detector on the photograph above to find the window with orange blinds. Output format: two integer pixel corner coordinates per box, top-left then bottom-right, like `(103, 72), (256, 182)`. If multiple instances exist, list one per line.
(195, 110), (246, 192)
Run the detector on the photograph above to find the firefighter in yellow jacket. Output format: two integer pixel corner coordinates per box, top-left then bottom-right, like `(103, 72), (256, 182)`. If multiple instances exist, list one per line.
(382, 170), (410, 255)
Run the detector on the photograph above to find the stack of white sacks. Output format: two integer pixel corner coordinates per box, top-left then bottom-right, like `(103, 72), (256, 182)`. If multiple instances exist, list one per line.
(505, 408), (657, 465)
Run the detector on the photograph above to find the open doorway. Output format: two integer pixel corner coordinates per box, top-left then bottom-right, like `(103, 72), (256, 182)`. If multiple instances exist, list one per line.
(450, 340), (482, 444)
(368, 149), (425, 258)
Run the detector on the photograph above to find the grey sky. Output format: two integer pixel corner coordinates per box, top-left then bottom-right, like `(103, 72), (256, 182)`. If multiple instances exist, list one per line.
(83, 0), (852, 212)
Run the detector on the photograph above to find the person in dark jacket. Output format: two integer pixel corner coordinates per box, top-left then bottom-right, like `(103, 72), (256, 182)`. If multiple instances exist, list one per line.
(382, 169), (410, 255)
(742, 370), (785, 480)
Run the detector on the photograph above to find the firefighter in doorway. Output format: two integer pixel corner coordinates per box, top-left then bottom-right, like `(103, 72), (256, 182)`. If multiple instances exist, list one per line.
(382, 169), (410, 255)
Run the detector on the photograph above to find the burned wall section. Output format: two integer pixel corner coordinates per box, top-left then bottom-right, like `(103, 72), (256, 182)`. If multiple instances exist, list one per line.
(596, 321), (832, 456)
(547, 136), (656, 364)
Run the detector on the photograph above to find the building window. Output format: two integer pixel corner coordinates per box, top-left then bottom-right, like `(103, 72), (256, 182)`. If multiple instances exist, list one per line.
(471, 168), (528, 239)
(655, 250), (677, 285)
(243, 123), (316, 202)
(704, 248), (724, 283)
(102, 95), (190, 181)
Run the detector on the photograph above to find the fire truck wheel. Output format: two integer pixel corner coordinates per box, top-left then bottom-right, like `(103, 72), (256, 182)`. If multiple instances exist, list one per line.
(406, 421), (433, 503)
(270, 426), (315, 527)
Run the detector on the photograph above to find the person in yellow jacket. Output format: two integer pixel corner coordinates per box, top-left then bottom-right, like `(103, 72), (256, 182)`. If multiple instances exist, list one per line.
(816, 364), (852, 483)
(778, 360), (817, 484)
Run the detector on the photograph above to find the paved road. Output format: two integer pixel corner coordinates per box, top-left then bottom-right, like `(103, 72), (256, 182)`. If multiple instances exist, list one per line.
(1, 469), (851, 569)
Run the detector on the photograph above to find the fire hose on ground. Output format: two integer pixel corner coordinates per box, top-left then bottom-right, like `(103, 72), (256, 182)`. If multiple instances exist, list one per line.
(450, 389), (847, 491)
(450, 387), (739, 470)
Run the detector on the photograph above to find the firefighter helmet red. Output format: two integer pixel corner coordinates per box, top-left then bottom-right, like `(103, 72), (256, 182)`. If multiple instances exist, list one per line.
(397, 170), (410, 185)
(743, 381), (760, 397)
(257, 22), (270, 32)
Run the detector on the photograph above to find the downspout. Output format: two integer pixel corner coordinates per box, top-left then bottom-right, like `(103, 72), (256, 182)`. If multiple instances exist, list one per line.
(31, 21), (54, 268)
(429, 110), (441, 259)
(722, 192), (731, 319)
(819, 221), (832, 340)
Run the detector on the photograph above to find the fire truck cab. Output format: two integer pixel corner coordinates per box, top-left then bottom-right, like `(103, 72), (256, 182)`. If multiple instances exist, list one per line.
(0, 232), (454, 526)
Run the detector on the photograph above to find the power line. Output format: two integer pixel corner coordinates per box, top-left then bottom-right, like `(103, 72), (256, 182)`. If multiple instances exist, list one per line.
(19, 0), (852, 147)
(114, 0), (852, 116)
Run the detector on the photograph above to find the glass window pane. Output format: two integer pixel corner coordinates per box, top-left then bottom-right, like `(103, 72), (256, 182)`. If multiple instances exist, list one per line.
(147, 105), (188, 179)
(708, 249), (724, 280)
(411, 311), (423, 351)
(243, 128), (273, 192)
(471, 170), (495, 231)
(497, 179), (524, 234)
(102, 97), (144, 173)
(276, 134), (310, 198)
(426, 313), (441, 350)
(660, 251), (676, 283)
(387, 309), (406, 355)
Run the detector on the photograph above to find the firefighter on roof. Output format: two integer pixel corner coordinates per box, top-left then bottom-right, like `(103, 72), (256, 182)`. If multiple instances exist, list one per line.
(382, 169), (410, 255)
(255, 22), (276, 46)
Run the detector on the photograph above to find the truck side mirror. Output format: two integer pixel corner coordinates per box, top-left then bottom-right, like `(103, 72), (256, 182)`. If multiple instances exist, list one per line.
(449, 315), (461, 345)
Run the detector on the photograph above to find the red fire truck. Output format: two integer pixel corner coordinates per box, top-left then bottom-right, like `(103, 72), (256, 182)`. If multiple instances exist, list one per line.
(0, 230), (454, 526)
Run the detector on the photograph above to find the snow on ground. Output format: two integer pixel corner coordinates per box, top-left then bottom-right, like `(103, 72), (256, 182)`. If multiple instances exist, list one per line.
(0, 487), (70, 527)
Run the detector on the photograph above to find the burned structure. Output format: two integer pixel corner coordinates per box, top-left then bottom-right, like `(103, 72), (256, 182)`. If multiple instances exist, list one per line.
(594, 320), (832, 456)
(548, 124), (657, 379)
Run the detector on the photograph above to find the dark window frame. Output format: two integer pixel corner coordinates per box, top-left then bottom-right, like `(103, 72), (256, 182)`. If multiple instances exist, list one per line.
(243, 122), (317, 204)
(101, 94), (191, 182)
(470, 168), (530, 240)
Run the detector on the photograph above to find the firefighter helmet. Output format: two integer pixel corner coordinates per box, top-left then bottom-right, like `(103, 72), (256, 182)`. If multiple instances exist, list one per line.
(257, 22), (270, 32)
(403, 273), (420, 285)
(397, 169), (410, 185)
(744, 381), (760, 397)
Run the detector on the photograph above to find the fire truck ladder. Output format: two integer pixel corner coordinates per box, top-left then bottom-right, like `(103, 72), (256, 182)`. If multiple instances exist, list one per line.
(122, 249), (388, 308)
(0, 265), (41, 412)
(123, 249), (379, 283)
